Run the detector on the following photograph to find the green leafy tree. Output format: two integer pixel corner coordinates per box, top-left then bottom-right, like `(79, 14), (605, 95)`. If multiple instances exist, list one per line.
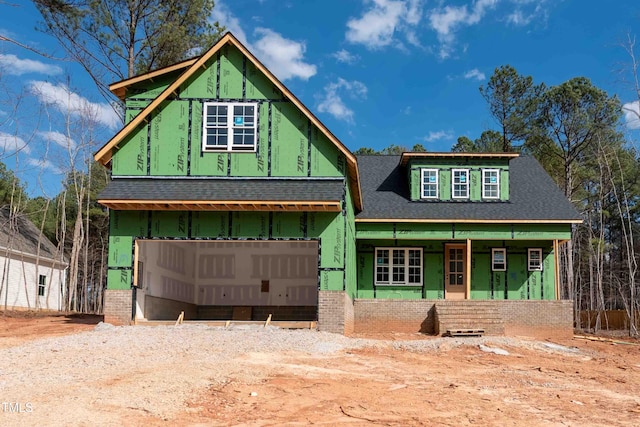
(480, 65), (544, 151)
(452, 131), (505, 153)
(34, 0), (224, 101)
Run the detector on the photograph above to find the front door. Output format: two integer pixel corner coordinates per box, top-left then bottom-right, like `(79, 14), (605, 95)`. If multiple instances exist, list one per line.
(445, 244), (466, 300)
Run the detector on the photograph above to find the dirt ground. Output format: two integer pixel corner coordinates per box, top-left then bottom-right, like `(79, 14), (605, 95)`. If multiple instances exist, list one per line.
(2, 313), (640, 426)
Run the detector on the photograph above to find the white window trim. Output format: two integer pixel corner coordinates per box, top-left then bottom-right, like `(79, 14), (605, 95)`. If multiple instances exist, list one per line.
(37, 274), (46, 297)
(420, 168), (439, 199)
(451, 168), (470, 199)
(202, 101), (258, 152)
(375, 247), (423, 287)
(528, 248), (543, 271)
(482, 168), (500, 199)
(491, 248), (507, 272)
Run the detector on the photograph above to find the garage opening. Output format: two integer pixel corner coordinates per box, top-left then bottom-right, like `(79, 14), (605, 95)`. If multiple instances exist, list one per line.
(134, 240), (319, 322)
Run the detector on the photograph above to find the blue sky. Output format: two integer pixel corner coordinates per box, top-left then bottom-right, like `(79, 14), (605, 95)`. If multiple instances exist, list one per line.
(1, 1), (640, 196)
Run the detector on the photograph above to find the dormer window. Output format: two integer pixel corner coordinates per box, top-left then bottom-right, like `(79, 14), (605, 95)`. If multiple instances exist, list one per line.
(482, 169), (500, 199)
(452, 169), (469, 199)
(202, 102), (258, 152)
(420, 169), (438, 199)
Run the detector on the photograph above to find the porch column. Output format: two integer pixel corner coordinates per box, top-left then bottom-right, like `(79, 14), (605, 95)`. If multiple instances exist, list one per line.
(466, 238), (471, 299)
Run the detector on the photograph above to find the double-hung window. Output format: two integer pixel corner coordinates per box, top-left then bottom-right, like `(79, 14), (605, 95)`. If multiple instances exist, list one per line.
(482, 169), (500, 199)
(203, 102), (258, 152)
(37, 275), (46, 297)
(528, 248), (543, 271)
(452, 169), (469, 199)
(491, 248), (506, 271)
(421, 169), (438, 199)
(375, 248), (422, 286)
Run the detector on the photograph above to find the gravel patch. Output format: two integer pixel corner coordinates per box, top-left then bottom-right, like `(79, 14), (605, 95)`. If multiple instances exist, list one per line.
(0, 323), (586, 426)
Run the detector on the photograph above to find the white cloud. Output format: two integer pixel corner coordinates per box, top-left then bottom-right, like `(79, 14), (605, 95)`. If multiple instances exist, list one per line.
(211, 1), (316, 81)
(623, 101), (640, 130)
(346, 0), (424, 50)
(317, 78), (368, 123)
(429, 0), (499, 59)
(332, 49), (359, 64)
(0, 131), (30, 155)
(252, 28), (317, 81)
(0, 54), (62, 76)
(38, 131), (77, 150)
(506, 0), (549, 26)
(464, 68), (486, 81)
(28, 81), (120, 130)
(27, 157), (62, 175)
(423, 130), (454, 142)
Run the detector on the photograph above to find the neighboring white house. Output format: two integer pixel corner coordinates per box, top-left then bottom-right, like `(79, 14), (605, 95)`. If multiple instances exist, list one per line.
(0, 206), (68, 311)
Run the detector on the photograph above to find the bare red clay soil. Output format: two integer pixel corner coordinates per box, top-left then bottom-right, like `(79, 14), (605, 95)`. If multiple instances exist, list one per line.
(1, 313), (640, 426)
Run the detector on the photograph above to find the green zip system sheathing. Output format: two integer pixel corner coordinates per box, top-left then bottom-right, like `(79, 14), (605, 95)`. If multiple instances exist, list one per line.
(408, 159), (510, 201)
(355, 239), (556, 300)
(106, 209), (350, 293)
(356, 222), (571, 241)
(112, 44), (347, 179)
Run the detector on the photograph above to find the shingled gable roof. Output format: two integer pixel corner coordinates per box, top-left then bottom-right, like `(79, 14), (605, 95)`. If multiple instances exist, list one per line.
(94, 32), (362, 211)
(356, 154), (582, 223)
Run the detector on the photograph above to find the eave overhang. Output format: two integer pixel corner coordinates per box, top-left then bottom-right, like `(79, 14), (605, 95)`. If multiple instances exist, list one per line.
(99, 200), (341, 212)
(400, 152), (520, 167)
(355, 218), (583, 224)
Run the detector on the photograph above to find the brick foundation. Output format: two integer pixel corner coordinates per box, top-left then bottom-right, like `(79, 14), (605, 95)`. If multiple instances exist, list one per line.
(317, 291), (354, 334)
(354, 299), (436, 334)
(353, 299), (573, 339)
(104, 289), (133, 325)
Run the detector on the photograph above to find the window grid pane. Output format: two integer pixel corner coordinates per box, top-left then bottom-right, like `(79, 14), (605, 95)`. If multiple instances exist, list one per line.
(421, 169), (438, 199)
(452, 170), (468, 198)
(483, 170), (499, 198)
(375, 248), (422, 286)
(203, 102), (257, 151)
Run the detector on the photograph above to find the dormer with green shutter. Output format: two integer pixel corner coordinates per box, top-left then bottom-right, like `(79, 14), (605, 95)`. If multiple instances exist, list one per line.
(401, 152), (519, 202)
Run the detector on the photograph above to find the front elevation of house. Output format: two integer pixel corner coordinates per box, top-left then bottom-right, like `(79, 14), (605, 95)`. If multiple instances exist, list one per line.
(95, 33), (581, 337)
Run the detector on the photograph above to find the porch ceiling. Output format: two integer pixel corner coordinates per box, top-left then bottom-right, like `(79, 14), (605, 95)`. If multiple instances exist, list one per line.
(99, 200), (341, 212)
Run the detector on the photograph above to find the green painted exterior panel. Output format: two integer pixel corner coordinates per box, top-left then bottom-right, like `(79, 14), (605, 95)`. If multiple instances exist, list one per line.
(320, 270), (343, 291)
(543, 251), (556, 300)
(126, 99), (151, 109)
(376, 287), (424, 299)
(310, 128), (345, 177)
(470, 253), (491, 299)
(150, 101), (189, 176)
(456, 224), (513, 240)
(500, 169), (509, 200)
(440, 169), (451, 200)
(272, 212), (305, 238)
(128, 75), (174, 99)
(270, 102), (308, 177)
(180, 57), (218, 98)
(231, 212), (269, 238)
(219, 44), (243, 99)
(189, 100), (228, 176)
(109, 211), (148, 269)
(410, 168), (420, 200)
(424, 251), (444, 299)
(507, 253), (527, 299)
(151, 211), (188, 238)
(112, 124), (148, 176)
(356, 251), (374, 298)
(470, 169), (481, 201)
(493, 271), (507, 299)
(192, 211), (229, 238)
(311, 212), (344, 269)
(246, 61), (281, 99)
(107, 269), (132, 290)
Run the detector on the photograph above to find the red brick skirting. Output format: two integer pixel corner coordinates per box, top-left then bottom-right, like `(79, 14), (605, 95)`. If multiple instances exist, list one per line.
(104, 289), (133, 325)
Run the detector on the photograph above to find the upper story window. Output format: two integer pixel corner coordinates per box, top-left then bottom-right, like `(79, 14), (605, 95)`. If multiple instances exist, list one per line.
(452, 169), (469, 199)
(528, 248), (543, 271)
(202, 102), (257, 152)
(420, 169), (438, 199)
(482, 169), (500, 199)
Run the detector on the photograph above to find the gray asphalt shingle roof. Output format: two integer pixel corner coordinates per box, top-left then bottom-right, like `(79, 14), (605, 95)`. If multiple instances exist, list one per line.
(98, 178), (345, 202)
(0, 206), (61, 260)
(355, 155), (581, 221)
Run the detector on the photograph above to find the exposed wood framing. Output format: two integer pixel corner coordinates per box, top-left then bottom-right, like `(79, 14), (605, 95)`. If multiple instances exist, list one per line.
(553, 239), (560, 300)
(98, 199), (342, 212)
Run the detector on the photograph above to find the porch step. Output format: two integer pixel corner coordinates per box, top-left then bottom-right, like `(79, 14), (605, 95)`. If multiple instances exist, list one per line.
(434, 301), (504, 336)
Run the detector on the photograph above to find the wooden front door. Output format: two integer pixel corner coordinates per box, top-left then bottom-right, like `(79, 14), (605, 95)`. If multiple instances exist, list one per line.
(445, 244), (466, 300)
